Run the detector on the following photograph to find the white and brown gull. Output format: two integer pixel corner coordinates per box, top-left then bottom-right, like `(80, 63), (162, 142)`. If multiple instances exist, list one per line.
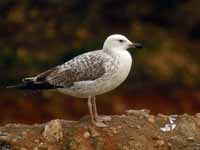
(8, 34), (143, 127)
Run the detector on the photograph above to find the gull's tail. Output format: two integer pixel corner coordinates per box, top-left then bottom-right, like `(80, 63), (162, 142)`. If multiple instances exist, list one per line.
(6, 77), (61, 90)
(6, 83), (29, 89)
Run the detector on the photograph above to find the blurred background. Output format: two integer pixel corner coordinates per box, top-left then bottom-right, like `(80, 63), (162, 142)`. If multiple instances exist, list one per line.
(0, 0), (200, 125)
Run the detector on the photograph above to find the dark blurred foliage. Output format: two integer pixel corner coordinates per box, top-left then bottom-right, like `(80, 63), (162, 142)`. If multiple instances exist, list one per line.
(0, 0), (200, 125)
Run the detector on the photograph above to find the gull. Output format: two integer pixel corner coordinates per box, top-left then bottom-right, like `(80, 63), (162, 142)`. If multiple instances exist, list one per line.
(8, 34), (143, 127)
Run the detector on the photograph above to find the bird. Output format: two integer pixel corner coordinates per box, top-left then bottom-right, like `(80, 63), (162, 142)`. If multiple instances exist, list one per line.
(7, 34), (143, 127)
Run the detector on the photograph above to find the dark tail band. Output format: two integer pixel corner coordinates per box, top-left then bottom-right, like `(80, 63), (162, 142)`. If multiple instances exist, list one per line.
(6, 82), (63, 90)
(6, 84), (26, 89)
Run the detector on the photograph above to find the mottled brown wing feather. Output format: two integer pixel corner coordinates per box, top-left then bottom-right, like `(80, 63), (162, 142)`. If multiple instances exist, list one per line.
(36, 52), (106, 87)
(35, 67), (58, 82)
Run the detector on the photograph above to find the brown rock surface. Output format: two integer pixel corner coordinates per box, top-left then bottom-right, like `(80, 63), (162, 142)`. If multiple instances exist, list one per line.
(0, 109), (200, 150)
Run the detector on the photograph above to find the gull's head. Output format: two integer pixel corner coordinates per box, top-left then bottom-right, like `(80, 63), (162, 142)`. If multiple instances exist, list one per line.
(103, 34), (142, 51)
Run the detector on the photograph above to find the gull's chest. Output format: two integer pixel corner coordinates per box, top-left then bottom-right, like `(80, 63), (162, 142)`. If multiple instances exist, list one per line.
(93, 50), (132, 95)
(104, 50), (132, 84)
(116, 50), (132, 79)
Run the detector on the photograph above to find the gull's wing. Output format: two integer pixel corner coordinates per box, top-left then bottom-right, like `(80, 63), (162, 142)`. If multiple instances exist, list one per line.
(35, 51), (106, 88)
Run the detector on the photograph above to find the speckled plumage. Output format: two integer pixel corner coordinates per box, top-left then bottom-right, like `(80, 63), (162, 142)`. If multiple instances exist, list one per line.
(20, 35), (135, 99)
(46, 50), (109, 87)
(56, 50), (124, 98)
(33, 49), (129, 98)
(13, 34), (143, 127)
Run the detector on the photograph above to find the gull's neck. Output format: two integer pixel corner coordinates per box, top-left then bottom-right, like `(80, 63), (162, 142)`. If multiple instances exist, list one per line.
(103, 47), (128, 57)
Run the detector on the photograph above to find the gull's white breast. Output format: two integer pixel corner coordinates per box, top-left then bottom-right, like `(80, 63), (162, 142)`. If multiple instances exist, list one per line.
(59, 50), (132, 98)
(113, 50), (132, 84)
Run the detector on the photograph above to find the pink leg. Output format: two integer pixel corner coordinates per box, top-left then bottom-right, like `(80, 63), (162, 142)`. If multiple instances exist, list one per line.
(88, 96), (108, 127)
(91, 96), (112, 122)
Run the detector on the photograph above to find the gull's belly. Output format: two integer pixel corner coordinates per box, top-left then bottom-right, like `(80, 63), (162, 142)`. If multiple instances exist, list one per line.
(59, 51), (132, 98)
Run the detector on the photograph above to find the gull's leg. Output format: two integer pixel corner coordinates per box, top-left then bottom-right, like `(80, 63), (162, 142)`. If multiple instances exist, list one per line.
(88, 96), (95, 123)
(88, 96), (108, 127)
(91, 96), (112, 122)
(91, 96), (100, 120)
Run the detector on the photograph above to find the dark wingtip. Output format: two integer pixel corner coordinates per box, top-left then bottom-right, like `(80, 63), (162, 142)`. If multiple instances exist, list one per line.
(6, 85), (13, 89)
(6, 83), (26, 89)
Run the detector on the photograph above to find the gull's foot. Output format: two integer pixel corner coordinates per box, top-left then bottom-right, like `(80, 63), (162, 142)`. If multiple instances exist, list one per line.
(96, 115), (112, 122)
(94, 121), (108, 128)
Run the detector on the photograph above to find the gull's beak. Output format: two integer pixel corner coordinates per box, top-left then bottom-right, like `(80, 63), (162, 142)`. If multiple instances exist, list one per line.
(128, 42), (143, 49)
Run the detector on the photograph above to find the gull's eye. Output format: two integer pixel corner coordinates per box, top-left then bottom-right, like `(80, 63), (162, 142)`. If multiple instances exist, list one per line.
(118, 39), (124, 43)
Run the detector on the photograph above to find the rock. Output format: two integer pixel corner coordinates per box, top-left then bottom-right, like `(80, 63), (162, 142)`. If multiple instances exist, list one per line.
(157, 114), (168, 120)
(83, 131), (90, 139)
(0, 131), (8, 136)
(0, 110), (199, 149)
(34, 139), (40, 143)
(110, 127), (118, 134)
(195, 113), (200, 118)
(136, 125), (141, 129)
(156, 140), (165, 147)
(0, 141), (12, 150)
(126, 109), (150, 118)
(89, 127), (100, 137)
(147, 115), (155, 123)
(42, 119), (63, 142)
(152, 135), (161, 140)
(187, 137), (195, 142)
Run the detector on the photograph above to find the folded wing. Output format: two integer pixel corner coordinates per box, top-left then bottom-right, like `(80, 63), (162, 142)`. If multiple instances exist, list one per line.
(35, 51), (106, 88)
